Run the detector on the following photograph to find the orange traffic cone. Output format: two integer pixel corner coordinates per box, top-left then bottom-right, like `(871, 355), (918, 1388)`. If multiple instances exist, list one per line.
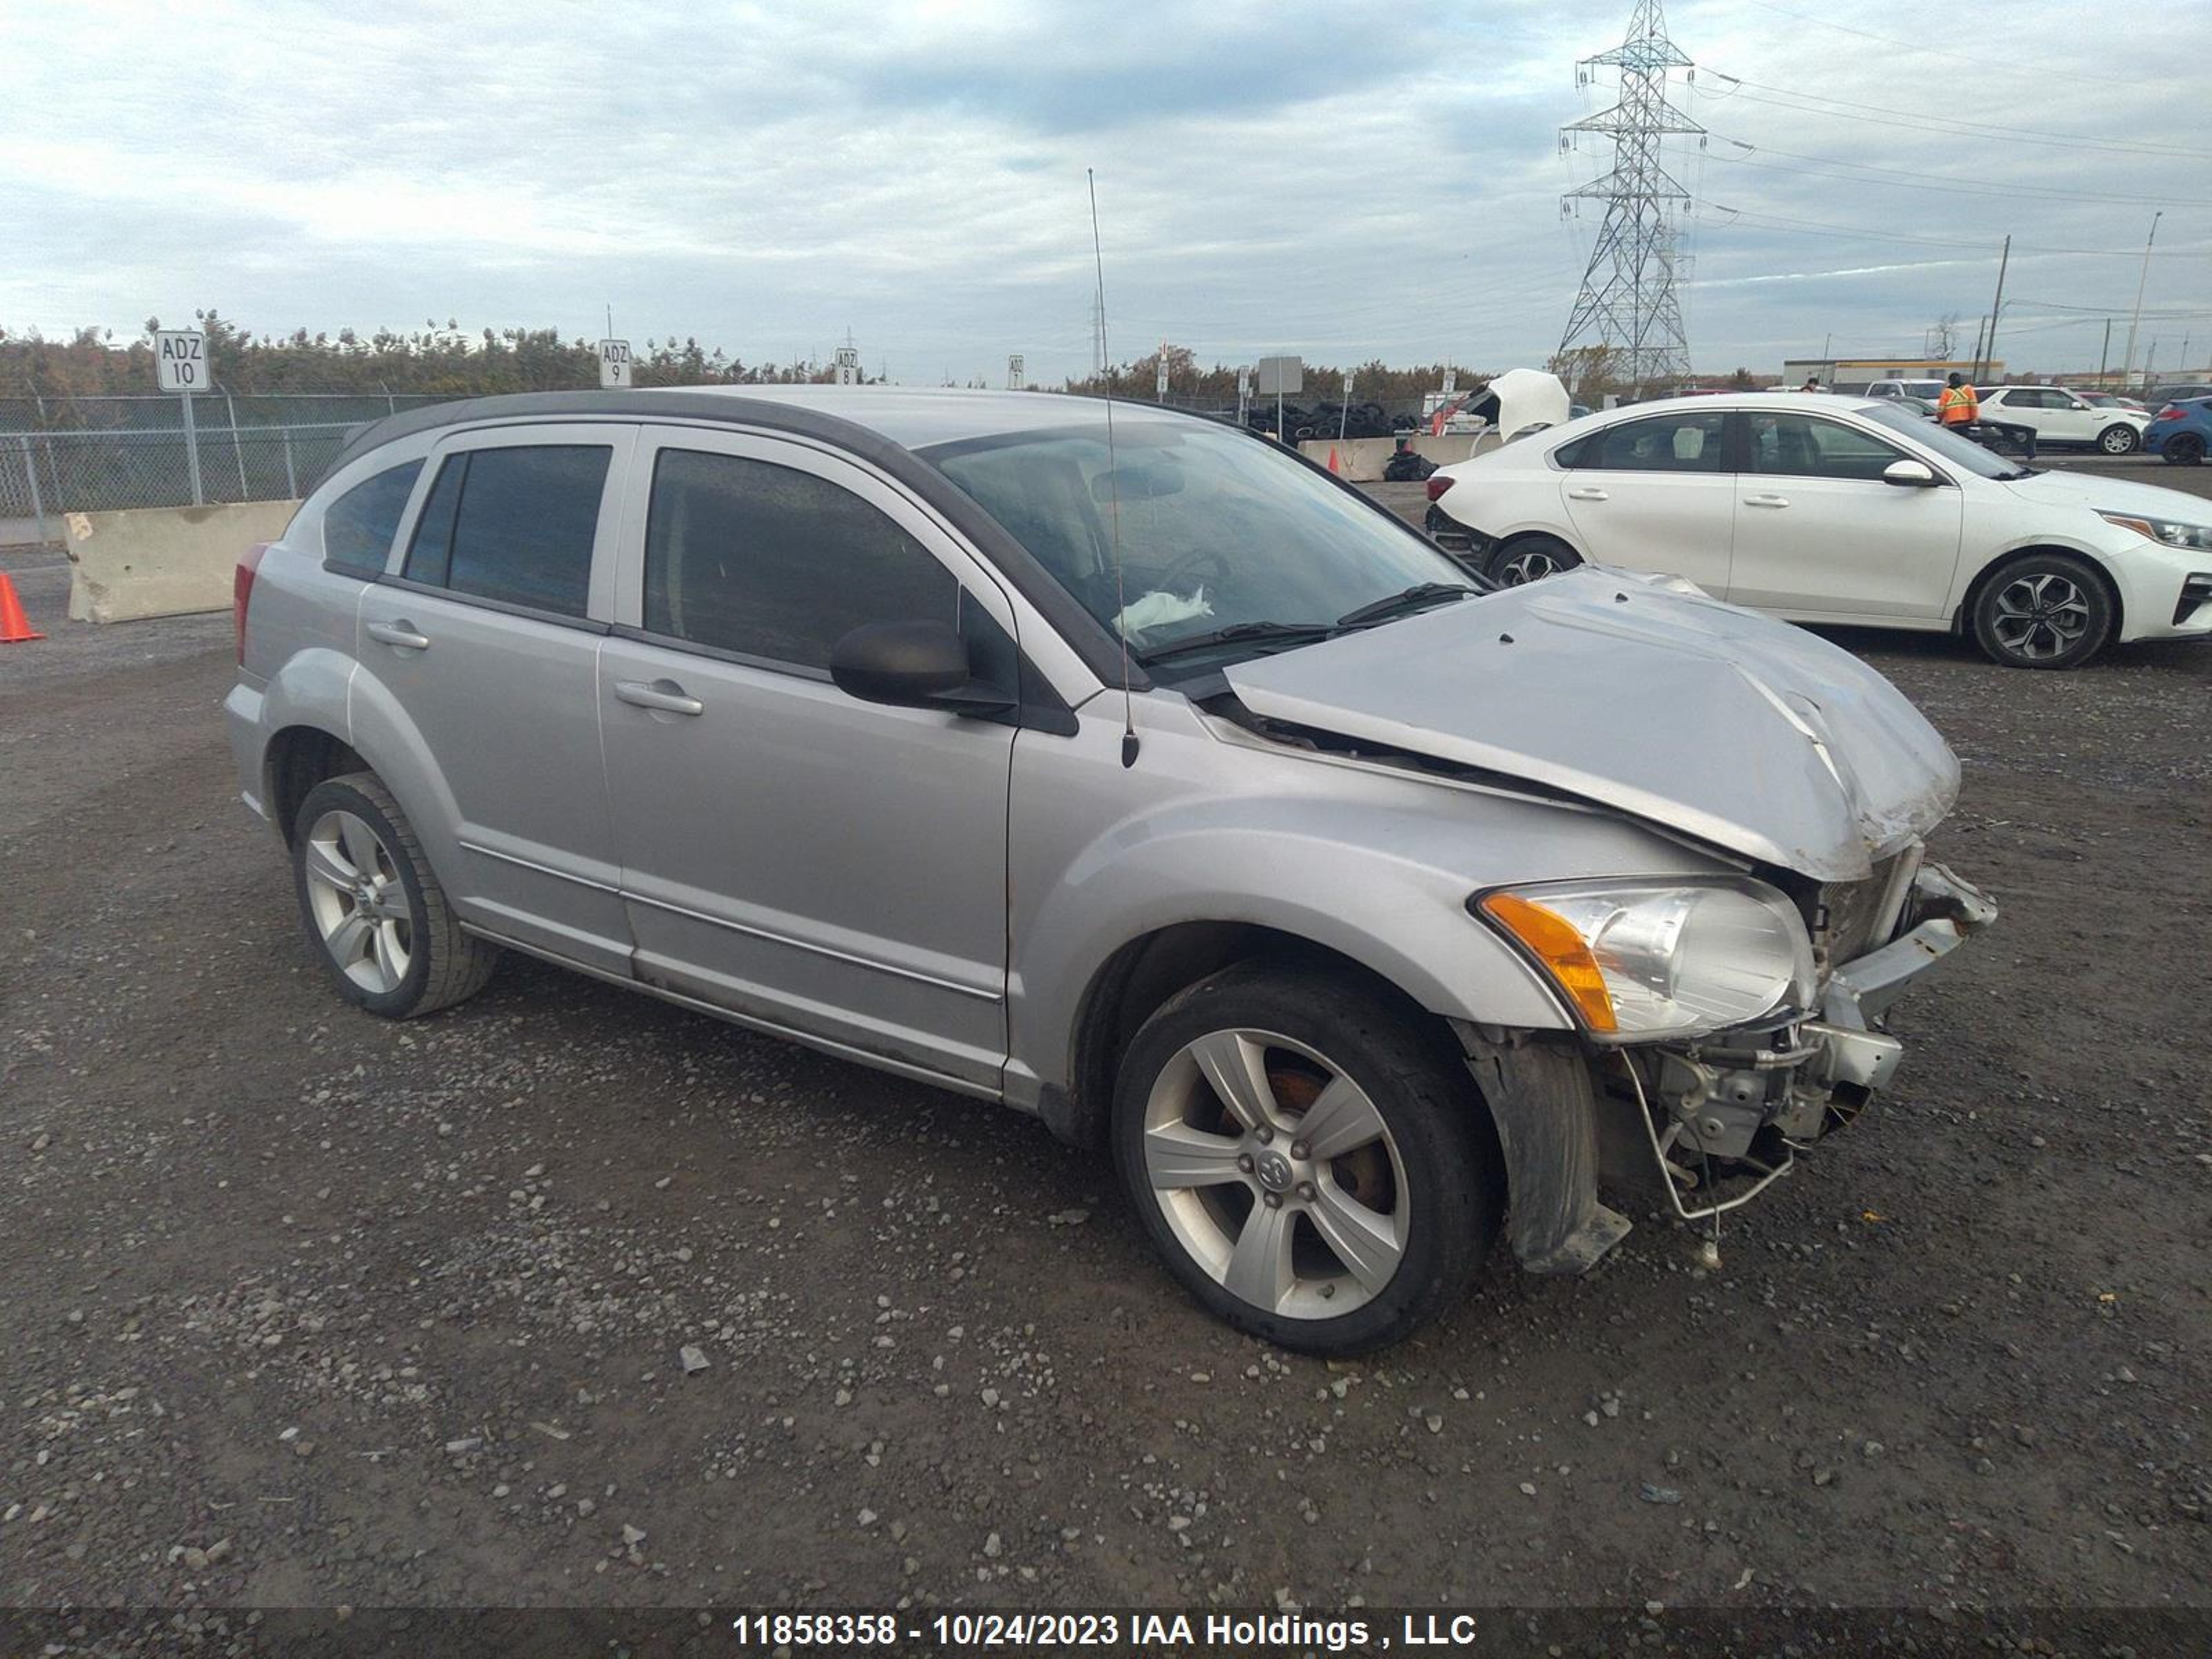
(1327, 445), (1342, 474)
(0, 572), (42, 644)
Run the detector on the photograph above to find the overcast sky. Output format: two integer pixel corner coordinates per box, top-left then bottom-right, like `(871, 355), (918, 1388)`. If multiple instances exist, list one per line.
(3, 0), (2204, 384)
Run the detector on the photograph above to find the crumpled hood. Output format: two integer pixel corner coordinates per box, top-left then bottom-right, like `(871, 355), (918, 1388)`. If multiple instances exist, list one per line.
(1223, 570), (1960, 881)
(2000, 466), (2212, 522)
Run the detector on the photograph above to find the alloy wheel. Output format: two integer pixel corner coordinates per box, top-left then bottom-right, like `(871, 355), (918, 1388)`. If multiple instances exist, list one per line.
(1989, 571), (2090, 663)
(2100, 425), (2139, 455)
(302, 809), (413, 993)
(1140, 1029), (1408, 1320)
(1497, 546), (1562, 585)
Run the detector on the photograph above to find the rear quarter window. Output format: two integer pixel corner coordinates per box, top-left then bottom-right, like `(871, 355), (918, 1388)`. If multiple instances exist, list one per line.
(321, 460), (424, 578)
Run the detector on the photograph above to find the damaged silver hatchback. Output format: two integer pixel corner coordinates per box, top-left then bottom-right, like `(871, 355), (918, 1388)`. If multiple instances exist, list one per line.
(228, 387), (1995, 1353)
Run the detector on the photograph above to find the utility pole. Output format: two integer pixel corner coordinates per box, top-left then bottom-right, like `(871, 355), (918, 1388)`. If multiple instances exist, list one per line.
(1978, 236), (2010, 384)
(2099, 317), (2112, 384)
(2121, 210), (2162, 393)
(1555, 1), (1702, 395)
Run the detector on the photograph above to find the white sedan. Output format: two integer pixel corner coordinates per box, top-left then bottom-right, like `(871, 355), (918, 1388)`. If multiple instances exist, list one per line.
(1423, 393), (2212, 668)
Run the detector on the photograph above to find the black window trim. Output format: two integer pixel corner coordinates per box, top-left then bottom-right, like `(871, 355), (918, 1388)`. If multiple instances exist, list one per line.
(313, 395), (1150, 691)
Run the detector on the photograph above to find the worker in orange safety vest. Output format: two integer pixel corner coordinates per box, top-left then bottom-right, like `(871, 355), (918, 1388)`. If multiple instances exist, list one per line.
(1939, 372), (1980, 427)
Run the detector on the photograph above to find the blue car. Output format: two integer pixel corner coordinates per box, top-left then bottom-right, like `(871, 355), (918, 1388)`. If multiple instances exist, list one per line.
(2145, 396), (2212, 465)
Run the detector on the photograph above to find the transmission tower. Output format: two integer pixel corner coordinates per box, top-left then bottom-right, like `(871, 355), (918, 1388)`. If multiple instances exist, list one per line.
(1556, 0), (1703, 394)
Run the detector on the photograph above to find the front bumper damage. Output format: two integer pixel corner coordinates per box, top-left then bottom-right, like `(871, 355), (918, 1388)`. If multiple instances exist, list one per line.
(1459, 859), (1997, 1275)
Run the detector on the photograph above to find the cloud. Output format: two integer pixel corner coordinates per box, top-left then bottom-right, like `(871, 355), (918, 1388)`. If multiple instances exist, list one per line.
(0, 0), (2199, 382)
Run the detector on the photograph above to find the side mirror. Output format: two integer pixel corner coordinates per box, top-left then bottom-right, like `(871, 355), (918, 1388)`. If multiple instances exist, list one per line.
(1882, 459), (1939, 489)
(830, 620), (1014, 716)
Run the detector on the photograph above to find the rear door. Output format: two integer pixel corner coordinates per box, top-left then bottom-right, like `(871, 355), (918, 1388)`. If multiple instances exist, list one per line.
(1553, 407), (1736, 592)
(597, 428), (1018, 1092)
(357, 424), (637, 975)
(1727, 411), (1964, 619)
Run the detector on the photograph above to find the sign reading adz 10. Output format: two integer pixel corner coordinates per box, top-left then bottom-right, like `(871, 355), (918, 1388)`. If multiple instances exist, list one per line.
(156, 330), (209, 393)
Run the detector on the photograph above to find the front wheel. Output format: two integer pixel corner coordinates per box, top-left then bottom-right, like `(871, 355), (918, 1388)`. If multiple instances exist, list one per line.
(1485, 534), (1581, 586)
(1112, 962), (1501, 1354)
(2098, 423), (2141, 456)
(1970, 554), (2115, 670)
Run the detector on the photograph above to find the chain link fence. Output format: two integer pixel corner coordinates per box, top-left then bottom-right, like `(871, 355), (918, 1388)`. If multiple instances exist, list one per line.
(0, 392), (457, 544)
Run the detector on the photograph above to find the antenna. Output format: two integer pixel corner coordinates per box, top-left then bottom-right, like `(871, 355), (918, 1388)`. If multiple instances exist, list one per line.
(1089, 167), (1138, 769)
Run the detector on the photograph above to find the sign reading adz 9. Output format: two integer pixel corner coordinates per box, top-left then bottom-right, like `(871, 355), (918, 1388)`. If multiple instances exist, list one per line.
(156, 330), (209, 393)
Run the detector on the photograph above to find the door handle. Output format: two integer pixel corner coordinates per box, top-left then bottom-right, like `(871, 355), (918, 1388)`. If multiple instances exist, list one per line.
(614, 678), (704, 717)
(366, 619), (431, 650)
(1566, 486), (1610, 501)
(1743, 493), (1790, 508)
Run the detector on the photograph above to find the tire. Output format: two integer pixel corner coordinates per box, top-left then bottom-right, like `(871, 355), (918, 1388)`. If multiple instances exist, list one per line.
(1970, 553), (2115, 671)
(2097, 423), (2141, 456)
(291, 772), (498, 1018)
(1110, 961), (1501, 1354)
(2164, 433), (2206, 466)
(1484, 534), (1581, 587)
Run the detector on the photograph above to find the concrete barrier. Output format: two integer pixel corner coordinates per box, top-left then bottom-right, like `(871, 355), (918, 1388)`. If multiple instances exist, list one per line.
(1295, 432), (1506, 482)
(64, 500), (298, 624)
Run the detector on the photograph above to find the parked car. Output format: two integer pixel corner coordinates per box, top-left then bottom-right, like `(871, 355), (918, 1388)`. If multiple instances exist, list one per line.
(2146, 382), (2212, 409)
(230, 386), (1996, 1353)
(2080, 391), (2147, 414)
(1425, 392), (2212, 669)
(1863, 379), (1948, 402)
(2144, 395), (2212, 465)
(1976, 385), (2147, 454)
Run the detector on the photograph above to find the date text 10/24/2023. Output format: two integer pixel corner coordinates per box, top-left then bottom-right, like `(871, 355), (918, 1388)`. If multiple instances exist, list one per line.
(729, 1611), (1491, 1651)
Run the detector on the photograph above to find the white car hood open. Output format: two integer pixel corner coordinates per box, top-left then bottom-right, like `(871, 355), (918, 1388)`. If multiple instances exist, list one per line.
(1223, 570), (1960, 882)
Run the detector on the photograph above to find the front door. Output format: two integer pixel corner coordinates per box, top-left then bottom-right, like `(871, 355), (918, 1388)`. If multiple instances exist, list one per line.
(1727, 412), (1965, 619)
(597, 430), (1017, 1093)
(1553, 406), (1736, 593)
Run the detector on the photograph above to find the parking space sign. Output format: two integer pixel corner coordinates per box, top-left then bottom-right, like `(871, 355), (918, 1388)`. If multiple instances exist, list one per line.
(599, 339), (633, 388)
(156, 330), (209, 393)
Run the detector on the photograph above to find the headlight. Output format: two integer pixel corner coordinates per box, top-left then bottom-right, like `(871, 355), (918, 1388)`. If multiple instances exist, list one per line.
(1474, 878), (1815, 1042)
(2099, 510), (2212, 552)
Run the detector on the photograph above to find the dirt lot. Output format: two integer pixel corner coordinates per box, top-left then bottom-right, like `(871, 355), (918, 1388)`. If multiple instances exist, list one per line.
(2, 460), (2209, 1641)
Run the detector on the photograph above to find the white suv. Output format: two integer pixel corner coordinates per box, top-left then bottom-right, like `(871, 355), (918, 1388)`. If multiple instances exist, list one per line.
(1978, 386), (2148, 455)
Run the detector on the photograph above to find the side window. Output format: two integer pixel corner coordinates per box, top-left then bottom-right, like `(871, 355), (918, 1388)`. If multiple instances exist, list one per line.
(642, 449), (959, 672)
(321, 459), (423, 577)
(1563, 411), (1729, 473)
(1748, 415), (1906, 481)
(402, 445), (609, 617)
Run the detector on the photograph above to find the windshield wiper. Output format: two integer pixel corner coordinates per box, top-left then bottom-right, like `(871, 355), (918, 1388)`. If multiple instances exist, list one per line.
(1136, 620), (1334, 665)
(1333, 581), (1480, 630)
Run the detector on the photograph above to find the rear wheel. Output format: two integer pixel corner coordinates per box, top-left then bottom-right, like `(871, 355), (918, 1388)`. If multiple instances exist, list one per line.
(292, 773), (498, 1018)
(2097, 423), (2141, 456)
(2164, 432), (2206, 466)
(1970, 553), (2115, 670)
(1485, 534), (1581, 587)
(1112, 962), (1500, 1354)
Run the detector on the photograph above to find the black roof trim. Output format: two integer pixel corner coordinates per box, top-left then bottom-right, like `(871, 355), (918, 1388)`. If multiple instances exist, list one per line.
(319, 391), (1145, 691)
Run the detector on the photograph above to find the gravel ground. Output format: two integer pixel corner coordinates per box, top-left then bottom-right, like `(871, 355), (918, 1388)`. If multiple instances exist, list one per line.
(1, 458), (2209, 1638)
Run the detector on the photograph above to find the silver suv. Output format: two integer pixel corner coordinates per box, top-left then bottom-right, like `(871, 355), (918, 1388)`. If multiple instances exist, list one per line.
(229, 388), (1995, 1352)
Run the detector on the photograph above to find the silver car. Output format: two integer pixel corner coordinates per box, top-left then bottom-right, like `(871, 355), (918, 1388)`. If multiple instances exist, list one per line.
(228, 388), (1994, 1353)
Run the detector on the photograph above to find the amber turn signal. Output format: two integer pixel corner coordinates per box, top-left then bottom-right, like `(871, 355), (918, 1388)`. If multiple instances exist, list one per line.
(1479, 891), (1619, 1033)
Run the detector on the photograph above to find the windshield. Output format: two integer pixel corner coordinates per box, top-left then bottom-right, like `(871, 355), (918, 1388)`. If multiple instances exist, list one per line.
(927, 418), (1478, 664)
(1857, 402), (2021, 478)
